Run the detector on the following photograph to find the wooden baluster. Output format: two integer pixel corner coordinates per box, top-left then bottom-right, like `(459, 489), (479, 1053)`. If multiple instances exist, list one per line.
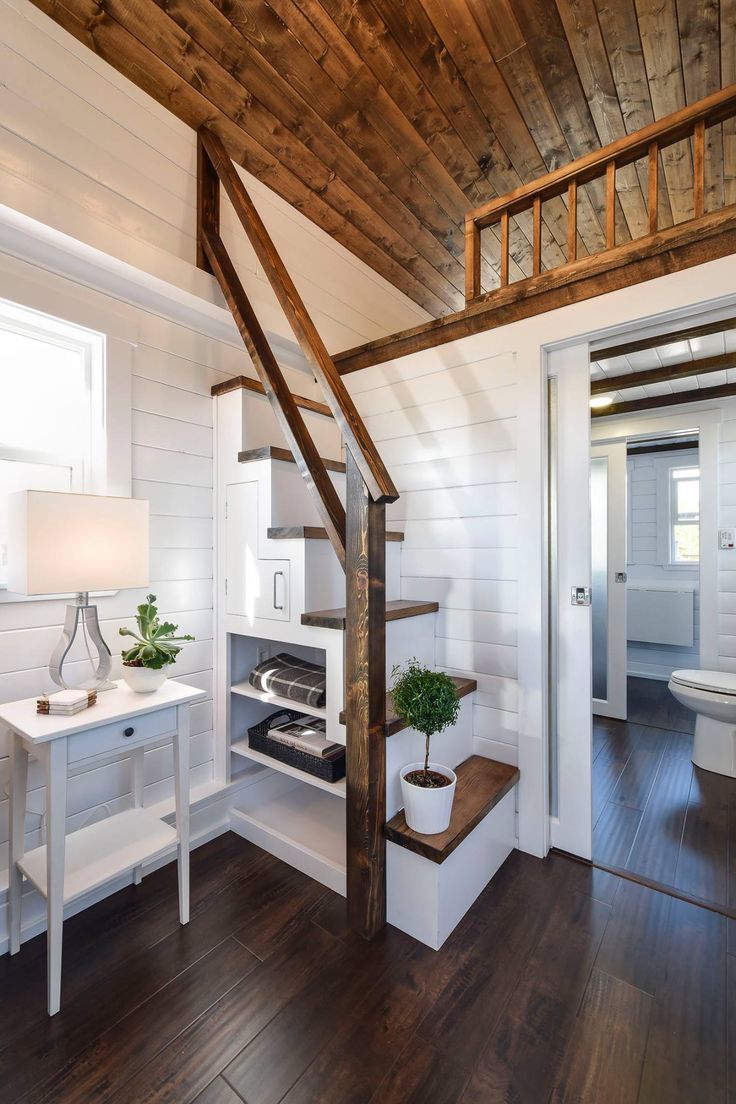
(465, 216), (481, 303)
(345, 448), (387, 940)
(694, 119), (706, 218)
(532, 196), (542, 277)
(196, 134), (219, 275)
(648, 141), (659, 235)
(567, 179), (577, 263)
(500, 210), (509, 288)
(605, 160), (616, 249)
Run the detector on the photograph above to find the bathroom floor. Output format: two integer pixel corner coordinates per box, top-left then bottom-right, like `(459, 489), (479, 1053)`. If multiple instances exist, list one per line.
(593, 676), (736, 912)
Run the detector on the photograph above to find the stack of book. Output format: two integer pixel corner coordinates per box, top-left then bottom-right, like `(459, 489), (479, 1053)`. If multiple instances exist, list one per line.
(37, 689), (97, 716)
(267, 715), (343, 761)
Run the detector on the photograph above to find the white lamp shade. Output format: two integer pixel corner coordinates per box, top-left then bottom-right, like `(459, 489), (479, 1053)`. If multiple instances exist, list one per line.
(7, 491), (149, 595)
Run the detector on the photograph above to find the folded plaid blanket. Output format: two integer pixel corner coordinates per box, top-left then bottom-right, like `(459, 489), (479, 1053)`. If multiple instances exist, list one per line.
(248, 652), (326, 708)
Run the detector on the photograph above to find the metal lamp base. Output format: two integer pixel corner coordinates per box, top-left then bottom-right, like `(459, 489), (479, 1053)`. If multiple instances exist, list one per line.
(49, 593), (115, 692)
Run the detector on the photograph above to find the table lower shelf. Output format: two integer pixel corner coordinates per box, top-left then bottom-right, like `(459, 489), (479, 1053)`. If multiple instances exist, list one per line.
(18, 808), (178, 904)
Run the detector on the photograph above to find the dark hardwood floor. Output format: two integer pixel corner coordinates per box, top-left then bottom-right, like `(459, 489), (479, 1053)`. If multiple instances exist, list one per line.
(593, 675), (736, 913)
(1, 824), (733, 1103)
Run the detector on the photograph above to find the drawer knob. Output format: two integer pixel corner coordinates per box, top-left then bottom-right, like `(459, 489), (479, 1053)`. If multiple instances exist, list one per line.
(123, 726), (135, 738)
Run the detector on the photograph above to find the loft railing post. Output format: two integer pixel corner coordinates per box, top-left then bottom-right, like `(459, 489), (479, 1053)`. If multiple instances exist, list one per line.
(605, 160), (616, 249)
(345, 448), (387, 940)
(465, 215), (481, 303)
(499, 211), (510, 288)
(197, 133), (219, 275)
(567, 179), (577, 263)
(648, 142), (659, 234)
(532, 196), (542, 277)
(694, 119), (706, 218)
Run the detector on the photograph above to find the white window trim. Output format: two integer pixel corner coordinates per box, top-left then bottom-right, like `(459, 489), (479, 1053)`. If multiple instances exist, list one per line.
(669, 466), (700, 566)
(654, 455), (700, 570)
(0, 297), (132, 601)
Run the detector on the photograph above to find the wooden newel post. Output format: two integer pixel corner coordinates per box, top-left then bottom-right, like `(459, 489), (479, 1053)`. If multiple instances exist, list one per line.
(345, 447), (387, 939)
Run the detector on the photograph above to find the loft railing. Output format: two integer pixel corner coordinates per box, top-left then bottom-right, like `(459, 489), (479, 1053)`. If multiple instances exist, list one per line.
(465, 83), (736, 304)
(197, 128), (395, 940)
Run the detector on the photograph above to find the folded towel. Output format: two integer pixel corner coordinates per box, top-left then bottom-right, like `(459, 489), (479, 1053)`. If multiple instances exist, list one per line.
(248, 652), (326, 708)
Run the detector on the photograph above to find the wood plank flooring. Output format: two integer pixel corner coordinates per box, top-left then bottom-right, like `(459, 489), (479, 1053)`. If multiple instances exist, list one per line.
(1, 825), (733, 1103)
(593, 676), (736, 913)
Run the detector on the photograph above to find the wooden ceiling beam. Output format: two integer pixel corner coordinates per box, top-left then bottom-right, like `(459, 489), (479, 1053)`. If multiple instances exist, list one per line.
(30, 0), (450, 315)
(592, 317), (736, 362)
(334, 207), (736, 374)
(627, 441), (698, 456)
(592, 380), (736, 418)
(591, 350), (736, 394)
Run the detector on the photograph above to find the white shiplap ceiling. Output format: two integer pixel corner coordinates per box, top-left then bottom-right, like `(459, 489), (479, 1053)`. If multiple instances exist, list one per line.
(589, 328), (736, 404)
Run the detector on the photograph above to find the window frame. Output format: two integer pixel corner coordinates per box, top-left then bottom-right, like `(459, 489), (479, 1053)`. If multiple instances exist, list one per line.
(668, 464), (700, 566)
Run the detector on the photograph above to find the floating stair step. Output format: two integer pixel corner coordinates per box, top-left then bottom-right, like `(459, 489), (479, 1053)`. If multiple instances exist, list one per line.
(301, 598), (439, 630)
(239, 445), (346, 473)
(338, 675), (477, 735)
(385, 755), (520, 864)
(212, 376), (333, 418)
(269, 525), (403, 542)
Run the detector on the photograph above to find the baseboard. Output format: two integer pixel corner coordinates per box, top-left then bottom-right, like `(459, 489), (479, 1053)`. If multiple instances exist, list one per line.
(0, 766), (267, 956)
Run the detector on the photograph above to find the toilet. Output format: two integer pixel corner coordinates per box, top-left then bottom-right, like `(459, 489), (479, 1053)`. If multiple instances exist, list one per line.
(668, 669), (736, 777)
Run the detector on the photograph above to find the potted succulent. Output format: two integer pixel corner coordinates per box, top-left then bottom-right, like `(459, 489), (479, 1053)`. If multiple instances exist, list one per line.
(391, 660), (461, 835)
(119, 595), (195, 693)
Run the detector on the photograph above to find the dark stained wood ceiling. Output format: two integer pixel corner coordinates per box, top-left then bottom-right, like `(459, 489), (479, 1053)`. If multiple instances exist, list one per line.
(30, 0), (736, 316)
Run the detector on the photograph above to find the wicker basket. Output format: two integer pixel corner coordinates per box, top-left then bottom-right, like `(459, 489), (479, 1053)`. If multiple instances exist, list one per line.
(247, 708), (345, 783)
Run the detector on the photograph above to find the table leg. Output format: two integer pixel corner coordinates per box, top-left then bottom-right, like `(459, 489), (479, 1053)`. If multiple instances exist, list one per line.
(9, 732), (29, 955)
(131, 745), (145, 885)
(46, 740), (67, 1016)
(173, 704), (190, 925)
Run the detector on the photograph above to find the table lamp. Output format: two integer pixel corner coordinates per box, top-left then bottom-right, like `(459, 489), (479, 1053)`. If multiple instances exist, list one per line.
(7, 490), (150, 691)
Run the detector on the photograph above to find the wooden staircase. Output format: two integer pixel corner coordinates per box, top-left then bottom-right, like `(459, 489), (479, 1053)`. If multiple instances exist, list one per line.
(198, 127), (402, 939)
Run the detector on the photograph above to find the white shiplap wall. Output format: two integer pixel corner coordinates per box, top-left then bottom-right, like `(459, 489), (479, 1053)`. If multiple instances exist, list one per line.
(350, 352), (520, 767)
(627, 450), (700, 679)
(718, 408), (736, 667)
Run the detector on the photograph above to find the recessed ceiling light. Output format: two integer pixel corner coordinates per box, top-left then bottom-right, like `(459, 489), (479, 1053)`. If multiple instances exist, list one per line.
(590, 394), (614, 410)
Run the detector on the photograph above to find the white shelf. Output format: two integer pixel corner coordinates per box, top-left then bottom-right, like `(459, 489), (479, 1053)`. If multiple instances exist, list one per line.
(230, 680), (327, 720)
(18, 808), (178, 903)
(230, 780), (346, 895)
(231, 737), (346, 798)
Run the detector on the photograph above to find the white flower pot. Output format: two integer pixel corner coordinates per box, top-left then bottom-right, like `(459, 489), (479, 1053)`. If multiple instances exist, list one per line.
(400, 761), (457, 835)
(121, 665), (168, 694)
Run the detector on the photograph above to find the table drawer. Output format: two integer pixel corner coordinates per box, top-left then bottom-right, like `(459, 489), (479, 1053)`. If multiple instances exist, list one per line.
(67, 705), (178, 764)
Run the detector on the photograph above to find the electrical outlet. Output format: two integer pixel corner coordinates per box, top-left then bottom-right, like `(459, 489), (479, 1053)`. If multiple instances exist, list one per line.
(719, 529), (735, 550)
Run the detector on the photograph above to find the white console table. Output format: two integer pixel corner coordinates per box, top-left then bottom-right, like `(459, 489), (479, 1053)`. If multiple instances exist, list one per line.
(3, 679), (205, 1015)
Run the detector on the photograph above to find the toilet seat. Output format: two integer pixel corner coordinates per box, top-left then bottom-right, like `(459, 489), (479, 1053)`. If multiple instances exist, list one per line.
(670, 669), (736, 697)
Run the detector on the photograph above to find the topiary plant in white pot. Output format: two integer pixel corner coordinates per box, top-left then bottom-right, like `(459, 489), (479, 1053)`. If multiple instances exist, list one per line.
(391, 660), (461, 834)
(119, 595), (195, 693)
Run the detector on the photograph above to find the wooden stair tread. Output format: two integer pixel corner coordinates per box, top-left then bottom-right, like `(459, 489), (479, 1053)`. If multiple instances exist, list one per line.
(269, 525), (403, 542)
(301, 599), (438, 630)
(239, 445), (346, 473)
(338, 675), (477, 735)
(212, 376), (333, 418)
(385, 755), (519, 864)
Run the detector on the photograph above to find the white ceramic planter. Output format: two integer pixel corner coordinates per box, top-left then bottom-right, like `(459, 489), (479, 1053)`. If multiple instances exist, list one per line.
(400, 761), (457, 835)
(121, 665), (168, 694)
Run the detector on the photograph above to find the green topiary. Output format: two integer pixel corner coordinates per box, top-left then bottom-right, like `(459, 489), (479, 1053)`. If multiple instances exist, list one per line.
(119, 594), (195, 670)
(391, 659), (461, 776)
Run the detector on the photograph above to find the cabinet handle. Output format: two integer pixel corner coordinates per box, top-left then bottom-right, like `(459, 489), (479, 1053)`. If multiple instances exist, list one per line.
(123, 727), (135, 738)
(273, 570), (284, 610)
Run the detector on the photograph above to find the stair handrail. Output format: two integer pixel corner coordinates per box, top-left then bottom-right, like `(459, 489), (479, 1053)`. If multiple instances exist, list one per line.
(198, 127), (398, 507)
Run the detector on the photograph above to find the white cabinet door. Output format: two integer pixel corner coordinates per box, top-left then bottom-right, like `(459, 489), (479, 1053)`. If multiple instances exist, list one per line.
(226, 483), (290, 622)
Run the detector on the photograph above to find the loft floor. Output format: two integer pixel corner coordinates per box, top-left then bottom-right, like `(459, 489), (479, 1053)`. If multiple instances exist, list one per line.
(593, 676), (736, 915)
(1, 830), (731, 1102)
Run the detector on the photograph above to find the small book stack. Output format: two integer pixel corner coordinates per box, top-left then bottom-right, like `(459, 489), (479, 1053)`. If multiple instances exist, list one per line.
(37, 689), (97, 716)
(267, 715), (343, 761)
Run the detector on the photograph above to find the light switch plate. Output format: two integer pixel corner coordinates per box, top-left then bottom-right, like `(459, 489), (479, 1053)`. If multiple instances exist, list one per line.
(719, 529), (735, 550)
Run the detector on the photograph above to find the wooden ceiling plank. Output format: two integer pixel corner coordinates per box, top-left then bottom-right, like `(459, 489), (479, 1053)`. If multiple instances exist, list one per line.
(594, 318), (736, 361)
(594, 0), (675, 229)
(144, 0), (466, 308)
(29, 0), (450, 315)
(634, 0), (694, 225)
(554, 0), (649, 238)
(85, 0), (464, 311)
(724, 0), (736, 207)
(593, 380), (736, 417)
(591, 350), (736, 394)
(677, 0), (725, 212)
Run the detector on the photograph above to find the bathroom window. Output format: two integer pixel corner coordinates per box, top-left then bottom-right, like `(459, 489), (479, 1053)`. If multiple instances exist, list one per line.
(0, 300), (106, 588)
(669, 466), (700, 564)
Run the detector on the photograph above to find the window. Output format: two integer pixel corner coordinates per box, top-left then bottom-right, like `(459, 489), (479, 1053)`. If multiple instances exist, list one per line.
(670, 465), (700, 564)
(0, 299), (106, 587)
